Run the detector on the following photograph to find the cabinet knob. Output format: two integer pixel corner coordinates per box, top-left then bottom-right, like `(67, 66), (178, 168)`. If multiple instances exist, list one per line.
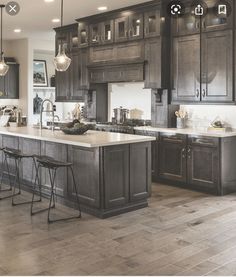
(196, 89), (200, 98)
(202, 89), (206, 98)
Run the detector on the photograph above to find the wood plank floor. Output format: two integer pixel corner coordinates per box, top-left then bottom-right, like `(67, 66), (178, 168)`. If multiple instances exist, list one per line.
(1, 183), (236, 275)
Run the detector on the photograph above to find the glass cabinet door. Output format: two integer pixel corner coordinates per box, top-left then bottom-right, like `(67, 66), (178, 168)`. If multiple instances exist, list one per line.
(129, 13), (143, 39)
(202, 0), (233, 31)
(144, 9), (160, 38)
(101, 20), (114, 44)
(115, 17), (129, 42)
(56, 32), (70, 53)
(172, 5), (201, 36)
(71, 29), (79, 51)
(90, 24), (100, 44)
(78, 22), (89, 48)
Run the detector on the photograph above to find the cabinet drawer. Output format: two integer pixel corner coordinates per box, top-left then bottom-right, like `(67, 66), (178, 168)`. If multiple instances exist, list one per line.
(188, 136), (219, 148)
(160, 133), (187, 144)
(89, 69), (105, 83)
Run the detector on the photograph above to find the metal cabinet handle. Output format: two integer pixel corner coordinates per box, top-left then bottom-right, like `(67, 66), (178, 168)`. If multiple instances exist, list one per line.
(187, 147), (192, 159)
(196, 89), (200, 98)
(182, 148), (186, 159)
(202, 89), (206, 98)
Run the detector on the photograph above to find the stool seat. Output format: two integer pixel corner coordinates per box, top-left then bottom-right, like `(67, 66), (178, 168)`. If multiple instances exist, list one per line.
(3, 147), (35, 159)
(36, 156), (72, 169)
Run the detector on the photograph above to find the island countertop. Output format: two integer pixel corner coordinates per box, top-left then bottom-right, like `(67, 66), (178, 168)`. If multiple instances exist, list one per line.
(0, 126), (155, 148)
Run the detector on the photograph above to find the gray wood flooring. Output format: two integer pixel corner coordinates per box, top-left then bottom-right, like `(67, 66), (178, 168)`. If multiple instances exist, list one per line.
(1, 183), (236, 275)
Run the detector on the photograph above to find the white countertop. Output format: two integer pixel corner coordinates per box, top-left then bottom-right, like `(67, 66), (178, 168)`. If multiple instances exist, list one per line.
(134, 126), (236, 138)
(0, 126), (155, 148)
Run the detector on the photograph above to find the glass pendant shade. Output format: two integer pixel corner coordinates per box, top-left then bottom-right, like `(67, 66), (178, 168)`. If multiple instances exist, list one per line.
(53, 44), (71, 72)
(0, 56), (9, 76)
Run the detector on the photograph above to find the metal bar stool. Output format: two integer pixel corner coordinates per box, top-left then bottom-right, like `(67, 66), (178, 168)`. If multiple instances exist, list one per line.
(31, 156), (81, 223)
(1, 147), (42, 206)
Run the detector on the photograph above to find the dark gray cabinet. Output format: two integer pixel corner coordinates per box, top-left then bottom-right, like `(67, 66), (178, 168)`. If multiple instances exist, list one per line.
(201, 30), (233, 103)
(172, 35), (200, 103)
(144, 9), (160, 38)
(144, 38), (162, 89)
(115, 13), (143, 42)
(90, 20), (114, 45)
(172, 30), (233, 104)
(68, 146), (100, 208)
(0, 62), (19, 99)
(159, 133), (187, 183)
(187, 136), (220, 191)
(78, 22), (89, 48)
(104, 145), (129, 209)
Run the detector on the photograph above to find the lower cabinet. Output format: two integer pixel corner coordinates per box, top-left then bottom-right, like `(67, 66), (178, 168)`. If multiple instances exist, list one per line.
(159, 133), (187, 183)
(103, 145), (129, 209)
(158, 133), (221, 194)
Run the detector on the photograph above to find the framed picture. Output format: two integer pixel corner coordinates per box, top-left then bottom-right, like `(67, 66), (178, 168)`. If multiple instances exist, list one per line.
(33, 60), (48, 87)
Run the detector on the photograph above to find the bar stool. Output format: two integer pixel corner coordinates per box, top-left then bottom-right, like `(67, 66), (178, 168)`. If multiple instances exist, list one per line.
(0, 147), (42, 206)
(31, 156), (81, 223)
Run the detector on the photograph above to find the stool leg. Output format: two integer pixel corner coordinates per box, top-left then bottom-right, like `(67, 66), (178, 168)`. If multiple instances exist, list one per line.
(70, 166), (81, 218)
(31, 165), (55, 216)
(48, 168), (57, 223)
(0, 156), (12, 197)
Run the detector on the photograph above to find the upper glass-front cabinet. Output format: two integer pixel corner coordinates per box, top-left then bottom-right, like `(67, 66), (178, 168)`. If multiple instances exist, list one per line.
(78, 22), (89, 48)
(144, 9), (160, 38)
(101, 20), (114, 44)
(202, 0), (233, 31)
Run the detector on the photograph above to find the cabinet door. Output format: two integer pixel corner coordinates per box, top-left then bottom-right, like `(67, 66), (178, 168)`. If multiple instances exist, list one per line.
(78, 22), (89, 48)
(129, 13), (144, 40)
(70, 52), (84, 101)
(40, 142), (68, 197)
(89, 23), (101, 45)
(5, 64), (19, 99)
(115, 17), (129, 42)
(172, 4), (200, 36)
(78, 48), (89, 90)
(144, 38), (161, 89)
(103, 145), (129, 209)
(144, 9), (160, 38)
(201, 30), (233, 103)
(56, 31), (71, 53)
(101, 20), (114, 44)
(68, 146), (100, 208)
(55, 68), (70, 101)
(202, 0), (233, 32)
(188, 145), (219, 193)
(172, 35), (201, 103)
(130, 142), (151, 201)
(19, 138), (41, 187)
(159, 134), (187, 183)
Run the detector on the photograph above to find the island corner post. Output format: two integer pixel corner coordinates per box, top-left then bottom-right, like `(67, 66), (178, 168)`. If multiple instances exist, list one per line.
(0, 128), (154, 218)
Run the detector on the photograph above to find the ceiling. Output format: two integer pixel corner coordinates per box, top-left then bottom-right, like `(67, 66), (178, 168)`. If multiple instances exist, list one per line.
(4, 0), (149, 40)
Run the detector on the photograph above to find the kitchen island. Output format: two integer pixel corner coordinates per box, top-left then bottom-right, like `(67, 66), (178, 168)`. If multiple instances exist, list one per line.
(0, 127), (155, 218)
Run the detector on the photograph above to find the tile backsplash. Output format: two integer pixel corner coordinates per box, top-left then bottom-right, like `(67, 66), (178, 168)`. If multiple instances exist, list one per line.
(181, 105), (236, 129)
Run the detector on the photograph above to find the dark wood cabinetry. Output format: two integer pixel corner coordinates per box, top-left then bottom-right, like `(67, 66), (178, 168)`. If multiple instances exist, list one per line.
(144, 9), (160, 38)
(159, 133), (187, 183)
(0, 62), (19, 99)
(172, 0), (234, 104)
(78, 22), (89, 48)
(144, 38), (162, 89)
(172, 35), (200, 102)
(115, 13), (143, 42)
(187, 136), (220, 191)
(90, 20), (114, 45)
(201, 30), (233, 103)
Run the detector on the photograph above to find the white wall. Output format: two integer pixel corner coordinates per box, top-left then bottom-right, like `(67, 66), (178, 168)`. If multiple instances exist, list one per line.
(181, 105), (236, 129)
(108, 82), (151, 120)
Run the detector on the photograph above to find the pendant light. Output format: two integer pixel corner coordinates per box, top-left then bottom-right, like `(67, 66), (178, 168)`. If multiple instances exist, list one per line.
(53, 0), (71, 72)
(0, 5), (9, 76)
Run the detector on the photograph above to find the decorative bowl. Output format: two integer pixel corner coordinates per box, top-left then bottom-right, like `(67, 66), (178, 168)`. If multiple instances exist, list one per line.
(61, 125), (90, 135)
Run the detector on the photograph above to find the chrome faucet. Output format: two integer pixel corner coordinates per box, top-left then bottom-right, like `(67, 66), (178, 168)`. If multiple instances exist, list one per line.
(40, 99), (55, 131)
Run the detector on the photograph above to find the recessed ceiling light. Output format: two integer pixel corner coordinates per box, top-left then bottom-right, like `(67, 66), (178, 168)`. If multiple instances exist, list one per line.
(52, 18), (60, 23)
(14, 29), (21, 33)
(97, 6), (108, 11)
(44, 0), (54, 2)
